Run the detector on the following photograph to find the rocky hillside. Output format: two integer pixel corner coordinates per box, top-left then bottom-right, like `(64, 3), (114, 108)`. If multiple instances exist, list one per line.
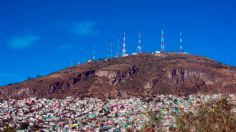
(1, 53), (236, 99)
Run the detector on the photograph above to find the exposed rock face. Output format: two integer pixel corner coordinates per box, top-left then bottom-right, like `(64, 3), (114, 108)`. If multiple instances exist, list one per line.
(0, 53), (236, 99)
(95, 64), (137, 85)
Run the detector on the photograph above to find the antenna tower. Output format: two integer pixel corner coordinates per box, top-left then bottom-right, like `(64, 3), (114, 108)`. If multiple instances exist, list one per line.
(179, 32), (183, 53)
(122, 32), (126, 57)
(137, 32), (142, 53)
(161, 29), (165, 52)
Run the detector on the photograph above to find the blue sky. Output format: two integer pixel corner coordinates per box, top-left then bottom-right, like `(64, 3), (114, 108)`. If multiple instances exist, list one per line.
(0, 0), (236, 86)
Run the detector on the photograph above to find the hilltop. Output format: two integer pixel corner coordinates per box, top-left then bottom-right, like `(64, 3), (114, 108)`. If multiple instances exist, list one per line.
(1, 53), (236, 99)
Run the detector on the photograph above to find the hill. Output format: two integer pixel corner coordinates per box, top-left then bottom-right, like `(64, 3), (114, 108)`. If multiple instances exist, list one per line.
(1, 53), (236, 99)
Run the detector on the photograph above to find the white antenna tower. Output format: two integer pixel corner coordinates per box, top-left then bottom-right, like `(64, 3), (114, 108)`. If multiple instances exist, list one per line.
(92, 44), (96, 60)
(106, 42), (109, 58)
(110, 42), (113, 58)
(161, 29), (165, 52)
(122, 32), (126, 57)
(179, 32), (183, 53)
(137, 32), (142, 53)
(116, 39), (120, 57)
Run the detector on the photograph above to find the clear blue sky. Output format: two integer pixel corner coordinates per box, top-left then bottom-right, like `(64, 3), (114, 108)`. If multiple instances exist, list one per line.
(0, 0), (236, 86)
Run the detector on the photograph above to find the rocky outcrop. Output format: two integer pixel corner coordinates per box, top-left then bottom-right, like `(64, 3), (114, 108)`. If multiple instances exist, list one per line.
(0, 53), (236, 99)
(95, 64), (137, 85)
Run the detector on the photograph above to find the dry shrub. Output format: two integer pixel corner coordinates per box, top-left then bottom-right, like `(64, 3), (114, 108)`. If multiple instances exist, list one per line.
(3, 127), (16, 132)
(141, 110), (163, 132)
(176, 97), (236, 132)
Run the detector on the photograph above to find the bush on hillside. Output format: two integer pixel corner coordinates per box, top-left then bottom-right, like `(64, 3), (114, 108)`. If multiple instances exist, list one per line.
(176, 97), (236, 132)
(141, 110), (163, 132)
